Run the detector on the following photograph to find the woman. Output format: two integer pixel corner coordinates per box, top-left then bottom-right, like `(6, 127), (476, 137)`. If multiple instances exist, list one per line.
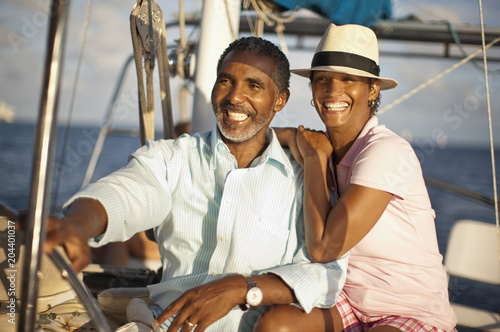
(258, 24), (457, 332)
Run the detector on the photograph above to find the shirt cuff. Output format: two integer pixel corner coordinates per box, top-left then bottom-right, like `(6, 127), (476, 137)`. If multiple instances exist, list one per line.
(262, 253), (349, 313)
(63, 181), (126, 247)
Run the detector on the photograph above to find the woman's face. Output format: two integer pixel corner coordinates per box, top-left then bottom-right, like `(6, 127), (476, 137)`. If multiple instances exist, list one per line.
(311, 71), (379, 133)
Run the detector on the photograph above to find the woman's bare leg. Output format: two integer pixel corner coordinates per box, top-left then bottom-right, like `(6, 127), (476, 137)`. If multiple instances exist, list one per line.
(253, 304), (343, 332)
(370, 326), (404, 332)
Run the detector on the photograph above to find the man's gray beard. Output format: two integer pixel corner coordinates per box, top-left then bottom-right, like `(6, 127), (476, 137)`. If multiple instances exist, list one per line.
(213, 102), (275, 143)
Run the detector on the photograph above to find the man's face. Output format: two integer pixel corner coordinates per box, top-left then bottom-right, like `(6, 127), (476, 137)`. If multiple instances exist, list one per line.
(211, 51), (285, 144)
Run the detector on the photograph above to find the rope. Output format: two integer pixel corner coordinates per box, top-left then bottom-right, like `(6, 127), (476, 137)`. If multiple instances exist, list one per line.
(178, 0), (187, 49)
(478, 0), (500, 282)
(275, 22), (289, 54)
(52, 0), (93, 211)
(447, 21), (500, 74)
(175, 0), (188, 79)
(243, 0), (300, 53)
(250, 0), (300, 24)
(379, 36), (500, 114)
(424, 177), (495, 206)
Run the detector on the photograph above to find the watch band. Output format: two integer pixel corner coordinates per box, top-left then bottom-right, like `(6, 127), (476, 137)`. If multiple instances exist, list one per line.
(239, 275), (261, 311)
(243, 275), (258, 289)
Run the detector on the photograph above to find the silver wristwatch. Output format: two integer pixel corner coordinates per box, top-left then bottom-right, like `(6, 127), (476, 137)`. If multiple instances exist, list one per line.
(239, 275), (263, 311)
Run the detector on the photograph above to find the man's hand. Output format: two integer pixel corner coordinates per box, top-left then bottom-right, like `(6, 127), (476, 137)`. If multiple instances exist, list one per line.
(154, 275), (246, 332)
(44, 215), (92, 272)
(43, 198), (108, 272)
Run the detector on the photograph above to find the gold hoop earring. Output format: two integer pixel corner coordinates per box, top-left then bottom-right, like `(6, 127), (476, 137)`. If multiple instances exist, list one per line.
(368, 100), (374, 108)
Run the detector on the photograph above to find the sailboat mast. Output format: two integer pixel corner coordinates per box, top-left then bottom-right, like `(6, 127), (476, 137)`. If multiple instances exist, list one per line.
(190, 0), (241, 133)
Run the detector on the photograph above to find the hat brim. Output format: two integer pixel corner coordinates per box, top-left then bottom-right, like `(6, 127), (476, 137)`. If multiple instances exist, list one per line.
(291, 66), (398, 90)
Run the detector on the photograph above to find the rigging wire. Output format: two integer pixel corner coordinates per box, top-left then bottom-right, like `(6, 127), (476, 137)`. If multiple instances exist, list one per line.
(379, 36), (500, 114)
(478, 0), (500, 279)
(447, 21), (500, 75)
(52, 0), (93, 211)
(401, 0), (499, 74)
(399, 0), (500, 75)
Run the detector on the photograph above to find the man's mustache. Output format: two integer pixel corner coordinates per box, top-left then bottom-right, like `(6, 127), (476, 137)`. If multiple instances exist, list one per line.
(217, 101), (253, 116)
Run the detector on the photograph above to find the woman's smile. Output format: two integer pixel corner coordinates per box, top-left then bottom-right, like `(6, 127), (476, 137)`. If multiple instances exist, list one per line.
(323, 101), (349, 113)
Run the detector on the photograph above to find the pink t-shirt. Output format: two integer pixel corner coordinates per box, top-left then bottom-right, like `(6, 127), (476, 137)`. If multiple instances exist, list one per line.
(330, 116), (457, 331)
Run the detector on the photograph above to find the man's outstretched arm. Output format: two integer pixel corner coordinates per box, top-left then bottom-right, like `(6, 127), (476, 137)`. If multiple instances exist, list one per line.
(44, 197), (108, 272)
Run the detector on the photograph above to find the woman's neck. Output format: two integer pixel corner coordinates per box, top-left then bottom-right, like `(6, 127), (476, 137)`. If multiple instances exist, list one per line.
(327, 114), (371, 165)
(327, 123), (364, 166)
(329, 133), (354, 166)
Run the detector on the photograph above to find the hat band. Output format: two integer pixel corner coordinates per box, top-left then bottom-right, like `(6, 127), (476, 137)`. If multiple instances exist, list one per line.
(311, 51), (380, 76)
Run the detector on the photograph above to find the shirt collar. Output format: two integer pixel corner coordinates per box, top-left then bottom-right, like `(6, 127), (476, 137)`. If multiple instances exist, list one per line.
(210, 125), (294, 177)
(211, 125), (232, 168)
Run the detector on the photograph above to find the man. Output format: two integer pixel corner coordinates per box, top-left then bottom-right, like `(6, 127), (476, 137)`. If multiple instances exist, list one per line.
(44, 37), (348, 332)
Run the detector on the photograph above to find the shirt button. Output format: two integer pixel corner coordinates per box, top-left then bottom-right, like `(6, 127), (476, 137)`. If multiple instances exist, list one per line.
(211, 272), (217, 276)
(221, 235), (226, 242)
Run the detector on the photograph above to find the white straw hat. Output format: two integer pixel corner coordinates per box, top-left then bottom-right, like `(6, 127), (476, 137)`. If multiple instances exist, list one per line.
(292, 23), (398, 90)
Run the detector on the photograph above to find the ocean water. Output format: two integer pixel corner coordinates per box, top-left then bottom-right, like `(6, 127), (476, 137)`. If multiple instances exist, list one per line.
(1, 122), (499, 314)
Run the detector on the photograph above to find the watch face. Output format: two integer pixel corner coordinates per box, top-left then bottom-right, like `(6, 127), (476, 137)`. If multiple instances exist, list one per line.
(247, 287), (263, 307)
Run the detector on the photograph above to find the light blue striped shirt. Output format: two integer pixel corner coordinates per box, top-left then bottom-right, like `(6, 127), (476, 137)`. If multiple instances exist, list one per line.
(69, 126), (348, 331)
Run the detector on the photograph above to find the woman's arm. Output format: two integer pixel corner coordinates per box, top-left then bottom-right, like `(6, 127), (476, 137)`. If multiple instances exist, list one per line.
(317, 184), (392, 262)
(297, 127), (392, 263)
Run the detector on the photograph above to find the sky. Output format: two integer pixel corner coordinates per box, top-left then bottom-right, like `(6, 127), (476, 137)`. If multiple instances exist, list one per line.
(0, 0), (500, 148)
